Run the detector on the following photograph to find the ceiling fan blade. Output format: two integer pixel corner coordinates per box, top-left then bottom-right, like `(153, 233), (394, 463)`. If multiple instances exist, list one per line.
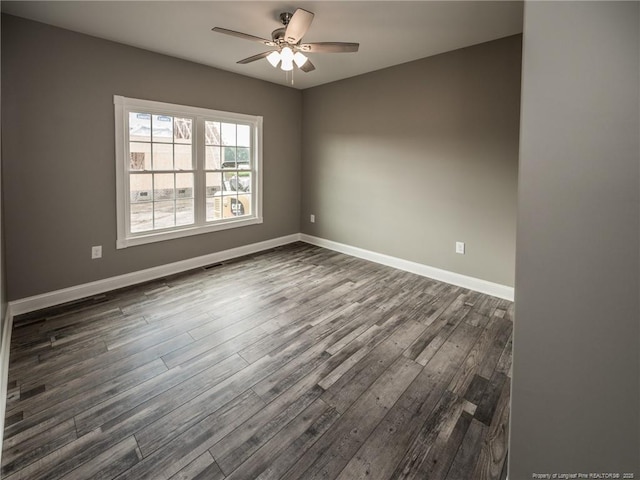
(236, 51), (273, 64)
(299, 59), (316, 73)
(299, 42), (359, 53)
(285, 9), (314, 44)
(212, 27), (276, 47)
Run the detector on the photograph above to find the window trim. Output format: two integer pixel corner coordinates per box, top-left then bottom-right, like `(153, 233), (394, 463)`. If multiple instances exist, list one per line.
(114, 96), (263, 249)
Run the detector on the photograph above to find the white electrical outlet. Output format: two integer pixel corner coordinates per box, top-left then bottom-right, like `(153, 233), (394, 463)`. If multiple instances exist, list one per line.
(91, 245), (102, 259)
(310, 214), (315, 223)
(455, 242), (465, 255)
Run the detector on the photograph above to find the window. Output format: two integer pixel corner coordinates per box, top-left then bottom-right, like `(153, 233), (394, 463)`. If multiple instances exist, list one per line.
(114, 96), (262, 248)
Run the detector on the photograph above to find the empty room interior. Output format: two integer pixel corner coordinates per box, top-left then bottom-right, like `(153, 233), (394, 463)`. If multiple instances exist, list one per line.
(0, 1), (638, 479)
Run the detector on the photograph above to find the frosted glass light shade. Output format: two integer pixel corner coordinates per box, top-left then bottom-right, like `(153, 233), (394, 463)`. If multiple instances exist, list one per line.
(280, 58), (294, 71)
(280, 47), (294, 62)
(293, 52), (308, 68)
(279, 47), (294, 71)
(266, 51), (281, 67)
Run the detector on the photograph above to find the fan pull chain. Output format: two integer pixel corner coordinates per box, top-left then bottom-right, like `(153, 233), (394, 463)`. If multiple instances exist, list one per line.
(285, 68), (294, 86)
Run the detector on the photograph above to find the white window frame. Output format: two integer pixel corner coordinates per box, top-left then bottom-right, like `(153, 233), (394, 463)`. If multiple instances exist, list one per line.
(114, 96), (263, 249)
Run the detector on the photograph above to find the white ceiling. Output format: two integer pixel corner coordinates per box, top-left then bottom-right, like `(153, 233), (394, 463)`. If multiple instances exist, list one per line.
(1, 1), (523, 90)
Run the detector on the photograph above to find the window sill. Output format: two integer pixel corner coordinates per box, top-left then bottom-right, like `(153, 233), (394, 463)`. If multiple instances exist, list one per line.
(116, 216), (263, 249)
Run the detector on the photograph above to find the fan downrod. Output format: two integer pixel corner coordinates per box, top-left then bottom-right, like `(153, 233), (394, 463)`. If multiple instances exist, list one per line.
(279, 12), (293, 26)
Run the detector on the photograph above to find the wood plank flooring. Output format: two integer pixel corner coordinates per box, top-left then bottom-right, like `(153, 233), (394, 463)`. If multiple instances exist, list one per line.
(2, 242), (513, 479)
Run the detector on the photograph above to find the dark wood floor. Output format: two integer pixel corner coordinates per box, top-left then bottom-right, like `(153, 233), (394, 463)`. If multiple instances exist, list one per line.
(1, 242), (512, 480)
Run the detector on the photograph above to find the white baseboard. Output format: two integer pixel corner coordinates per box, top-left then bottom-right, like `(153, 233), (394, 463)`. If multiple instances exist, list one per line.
(300, 234), (514, 301)
(8, 231), (513, 317)
(0, 304), (14, 467)
(9, 234), (301, 316)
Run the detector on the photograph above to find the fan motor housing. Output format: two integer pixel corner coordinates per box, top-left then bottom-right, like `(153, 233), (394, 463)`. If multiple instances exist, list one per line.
(271, 28), (286, 43)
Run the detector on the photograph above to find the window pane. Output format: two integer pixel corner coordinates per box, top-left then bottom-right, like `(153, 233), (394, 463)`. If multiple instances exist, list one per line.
(223, 171), (248, 192)
(206, 172), (222, 197)
(237, 172), (251, 193)
(131, 202), (153, 232)
(154, 173), (174, 201)
(206, 171), (222, 222)
(152, 114), (173, 143)
(176, 173), (193, 199)
(152, 144), (173, 170)
(238, 192), (252, 216)
(205, 146), (221, 170)
(129, 112), (151, 142)
(236, 147), (250, 169)
(154, 201), (175, 229)
(129, 142), (151, 171)
(175, 145), (192, 170)
(237, 124), (251, 147)
(206, 196), (223, 222)
(222, 147), (236, 168)
(176, 198), (194, 226)
(221, 123), (236, 145)
(130, 173), (152, 202)
(174, 117), (192, 144)
(223, 193), (238, 219)
(205, 121), (221, 145)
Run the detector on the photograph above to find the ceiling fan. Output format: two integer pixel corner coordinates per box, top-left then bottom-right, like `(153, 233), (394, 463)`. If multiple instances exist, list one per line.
(212, 8), (359, 73)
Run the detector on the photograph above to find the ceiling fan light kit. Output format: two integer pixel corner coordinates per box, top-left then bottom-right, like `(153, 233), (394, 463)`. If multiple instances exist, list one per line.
(212, 8), (359, 77)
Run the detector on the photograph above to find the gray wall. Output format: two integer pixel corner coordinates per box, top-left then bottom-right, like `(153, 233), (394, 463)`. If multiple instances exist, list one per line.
(301, 35), (521, 287)
(1, 15), (302, 301)
(511, 2), (639, 477)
